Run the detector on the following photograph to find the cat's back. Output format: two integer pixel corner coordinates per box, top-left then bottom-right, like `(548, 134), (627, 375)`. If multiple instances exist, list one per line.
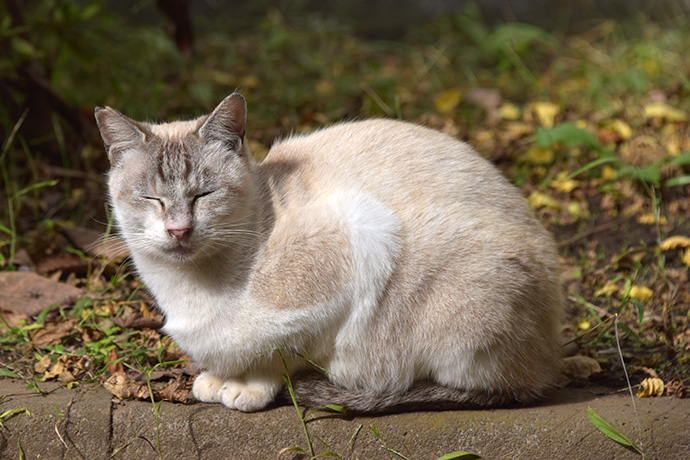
(261, 119), (530, 224)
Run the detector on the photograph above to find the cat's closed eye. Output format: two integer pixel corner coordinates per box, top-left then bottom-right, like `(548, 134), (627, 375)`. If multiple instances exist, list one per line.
(142, 196), (165, 211)
(192, 190), (215, 206)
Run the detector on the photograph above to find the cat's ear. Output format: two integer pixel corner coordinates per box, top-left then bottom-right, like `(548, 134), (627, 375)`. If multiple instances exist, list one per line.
(94, 106), (152, 165)
(198, 93), (247, 152)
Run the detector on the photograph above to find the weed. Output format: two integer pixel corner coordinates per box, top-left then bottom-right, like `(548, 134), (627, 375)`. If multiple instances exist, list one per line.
(0, 407), (31, 429)
(587, 408), (650, 459)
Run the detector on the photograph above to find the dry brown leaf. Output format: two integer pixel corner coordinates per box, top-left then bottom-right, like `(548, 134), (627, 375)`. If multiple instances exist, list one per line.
(0, 272), (82, 316)
(107, 349), (124, 375)
(665, 378), (687, 398)
(34, 354), (52, 374)
(563, 355), (602, 380)
(158, 377), (193, 404)
(638, 377), (665, 397)
(104, 371), (149, 400)
(30, 318), (79, 348)
(36, 253), (89, 275)
(43, 354), (89, 383)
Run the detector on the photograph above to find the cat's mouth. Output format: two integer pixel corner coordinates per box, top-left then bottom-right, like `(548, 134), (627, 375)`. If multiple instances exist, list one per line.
(163, 242), (197, 260)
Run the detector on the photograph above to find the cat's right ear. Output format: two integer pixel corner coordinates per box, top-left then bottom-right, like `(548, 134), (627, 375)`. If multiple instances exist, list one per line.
(94, 106), (152, 165)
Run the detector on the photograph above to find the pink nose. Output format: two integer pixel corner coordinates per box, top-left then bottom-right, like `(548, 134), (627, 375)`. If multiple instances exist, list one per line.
(167, 226), (191, 240)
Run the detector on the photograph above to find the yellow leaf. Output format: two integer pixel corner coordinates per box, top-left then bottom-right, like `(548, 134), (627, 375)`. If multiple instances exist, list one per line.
(637, 213), (667, 225)
(577, 318), (590, 331)
(682, 250), (690, 268)
(551, 171), (580, 192)
(637, 377), (664, 397)
(595, 281), (619, 297)
(629, 286), (653, 301)
(532, 102), (559, 128)
(643, 102), (687, 122)
(498, 103), (521, 120)
(433, 88), (462, 114)
(600, 165), (618, 181)
(567, 201), (589, 219)
(611, 120), (632, 140)
(527, 191), (560, 210)
(660, 236), (690, 251)
(526, 146), (554, 164)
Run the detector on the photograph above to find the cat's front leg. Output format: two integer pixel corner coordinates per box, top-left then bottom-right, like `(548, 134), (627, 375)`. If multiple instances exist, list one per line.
(192, 371), (283, 412)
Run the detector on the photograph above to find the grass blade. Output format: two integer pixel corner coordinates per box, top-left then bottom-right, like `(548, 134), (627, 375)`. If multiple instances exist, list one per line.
(586, 407), (633, 447)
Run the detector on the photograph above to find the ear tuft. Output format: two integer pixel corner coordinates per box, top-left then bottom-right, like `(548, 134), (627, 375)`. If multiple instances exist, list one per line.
(198, 93), (247, 151)
(94, 106), (152, 164)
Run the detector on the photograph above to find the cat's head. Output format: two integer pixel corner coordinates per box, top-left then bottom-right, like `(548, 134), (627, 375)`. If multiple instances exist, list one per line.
(95, 93), (258, 263)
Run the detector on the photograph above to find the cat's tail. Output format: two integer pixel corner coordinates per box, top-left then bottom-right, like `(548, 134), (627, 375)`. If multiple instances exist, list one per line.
(276, 373), (525, 414)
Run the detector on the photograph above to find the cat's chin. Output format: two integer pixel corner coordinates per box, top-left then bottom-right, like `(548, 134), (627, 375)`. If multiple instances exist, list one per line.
(160, 243), (199, 261)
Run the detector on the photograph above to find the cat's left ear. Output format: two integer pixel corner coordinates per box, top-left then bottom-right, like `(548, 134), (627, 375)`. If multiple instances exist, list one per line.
(198, 93), (247, 152)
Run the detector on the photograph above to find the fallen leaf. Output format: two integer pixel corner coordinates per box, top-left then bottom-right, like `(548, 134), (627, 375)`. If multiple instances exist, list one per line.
(158, 377), (193, 404)
(107, 349), (124, 375)
(636, 213), (667, 225)
(610, 119), (632, 140)
(629, 286), (653, 301)
(665, 378), (687, 398)
(526, 146), (554, 164)
(30, 318), (79, 348)
(498, 103), (521, 120)
(527, 191), (561, 210)
(643, 102), (687, 122)
(550, 172), (580, 192)
(637, 377), (664, 397)
(104, 371), (149, 400)
(567, 201), (590, 219)
(563, 355), (602, 379)
(595, 281), (619, 297)
(433, 88), (462, 114)
(600, 165), (618, 181)
(0, 272), (82, 316)
(532, 101), (559, 127)
(34, 354), (52, 374)
(42, 354), (90, 383)
(36, 254), (89, 276)
(577, 318), (590, 331)
(660, 236), (690, 251)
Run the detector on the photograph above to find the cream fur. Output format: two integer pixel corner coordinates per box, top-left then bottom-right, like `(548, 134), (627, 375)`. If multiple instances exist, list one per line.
(97, 94), (564, 412)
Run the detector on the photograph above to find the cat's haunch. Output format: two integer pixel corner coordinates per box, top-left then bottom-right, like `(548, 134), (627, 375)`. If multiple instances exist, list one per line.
(96, 93), (564, 413)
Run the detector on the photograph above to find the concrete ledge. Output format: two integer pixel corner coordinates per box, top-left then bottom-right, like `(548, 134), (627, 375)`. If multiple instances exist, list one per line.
(1, 379), (687, 459)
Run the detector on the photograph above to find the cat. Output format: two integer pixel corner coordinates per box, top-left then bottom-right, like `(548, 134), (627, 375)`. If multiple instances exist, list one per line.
(95, 93), (564, 413)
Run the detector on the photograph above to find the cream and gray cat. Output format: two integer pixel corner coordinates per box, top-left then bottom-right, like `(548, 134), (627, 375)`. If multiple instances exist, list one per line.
(95, 93), (563, 413)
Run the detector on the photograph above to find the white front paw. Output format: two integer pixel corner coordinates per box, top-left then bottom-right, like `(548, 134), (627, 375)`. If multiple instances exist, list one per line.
(220, 380), (276, 412)
(192, 372), (224, 403)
